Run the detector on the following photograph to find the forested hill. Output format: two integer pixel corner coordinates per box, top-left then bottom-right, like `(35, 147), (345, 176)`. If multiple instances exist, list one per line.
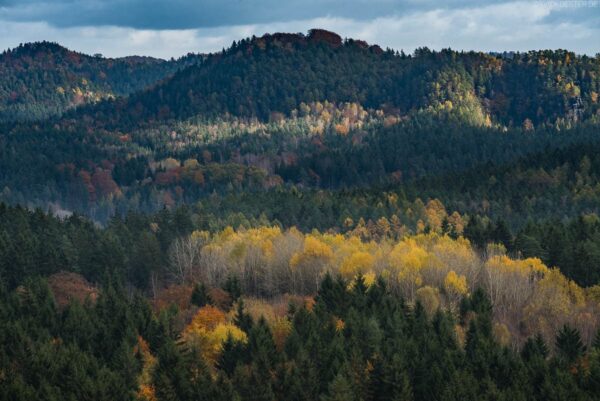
(2, 29), (600, 228)
(4, 29), (600, 401)
(0, 41), (204, 122)
(68, 29), (600, 130)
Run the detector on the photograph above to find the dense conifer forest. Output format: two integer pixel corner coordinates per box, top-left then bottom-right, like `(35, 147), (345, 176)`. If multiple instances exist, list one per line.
(0, 42), (204, 122)
(2, 30), (600, 400)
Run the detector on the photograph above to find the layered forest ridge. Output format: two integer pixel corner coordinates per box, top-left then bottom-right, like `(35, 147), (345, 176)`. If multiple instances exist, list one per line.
(0, 41), (204, 122)
(2, 29), (600, 401)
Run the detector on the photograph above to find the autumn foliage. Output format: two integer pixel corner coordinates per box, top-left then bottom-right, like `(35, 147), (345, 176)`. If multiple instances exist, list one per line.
(163, 225), (600, 346)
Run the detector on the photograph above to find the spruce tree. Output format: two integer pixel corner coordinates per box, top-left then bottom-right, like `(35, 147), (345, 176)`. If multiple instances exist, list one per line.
(321, 370), (356, 401)
(190, 282), (212, 307)
(593, 328), (600, 350)
(153, 340), (192, 401)
(223, 275), (242, 300)
(555, 324), (586, 364)
(233, 299), (254, 334)
(217, 333), (245, 376)
(247, 317), (278, 368)
(534, 333), (550, 359)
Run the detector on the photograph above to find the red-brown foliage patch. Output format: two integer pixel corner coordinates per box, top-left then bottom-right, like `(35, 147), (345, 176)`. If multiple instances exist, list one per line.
(370, 45), (384, 55)
(209, 287), (233, 311)
(91, 169), (120, 197)
(47, 271), (98, 308)
(307, 29), (343, 48)
(153, 284), (193, 311)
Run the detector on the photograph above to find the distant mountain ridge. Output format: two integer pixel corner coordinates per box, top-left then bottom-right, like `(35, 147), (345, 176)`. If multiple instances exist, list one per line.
(0, 41), (204, 122)
(62, 29), (600, 131)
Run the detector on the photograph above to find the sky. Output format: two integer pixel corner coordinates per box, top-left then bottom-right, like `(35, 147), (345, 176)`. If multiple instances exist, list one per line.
(0, 0), (599, 58)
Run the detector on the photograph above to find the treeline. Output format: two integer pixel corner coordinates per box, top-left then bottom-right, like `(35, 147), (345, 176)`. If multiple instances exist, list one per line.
(0, 203), (193, 290)
(465, 214), (600, 287)
(2, 203), (600, 400)
(2, 203), (599, 344)
(69, 30), (600, 129)
(4, 194), (600, 292)
(5, 31), (600, 129)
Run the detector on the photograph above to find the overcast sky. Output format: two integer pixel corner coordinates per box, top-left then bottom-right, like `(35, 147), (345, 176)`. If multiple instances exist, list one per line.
(0, 0), (599, 58)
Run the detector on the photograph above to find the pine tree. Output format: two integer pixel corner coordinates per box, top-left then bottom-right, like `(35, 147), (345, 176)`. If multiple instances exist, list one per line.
(463, 216), (487, 249)
(366, 276), (387, 311)
(321, 369), (356, 401)
(555, 324), (586, 364)
(153, 340), (192, 401)
(213, 373), (242, 401)
(522, 334), (549, 362)
(0, 230), (9, 285)
(373, 354), (413, 401)
(534, 333), (550, 358)
(492, 219), (513, 250)
(247, 317), (278, 368)
(129, 231), (162, 290)
(185, 346), (217, 400)
(280, 349), (320, 401)
(233, 299), (254, 334)
(223, 275), (242, 300)
(217, 333), (245, 376)
(350, 273), (368, 311)
(464, 311), (495, 381)
(191, 282), (212, 307)
(315, 273), (349, 316)
(589, 348), (600, 393)
(390, 370), (413, 401)
(233, 358), (276, 401)
(460, 288), (493, 320)
(593, 329), (600, 350)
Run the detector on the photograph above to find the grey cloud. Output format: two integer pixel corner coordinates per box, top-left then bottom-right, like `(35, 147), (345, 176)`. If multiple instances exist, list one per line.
(0, 0), (516, 29)
(0, 0), (598, 58)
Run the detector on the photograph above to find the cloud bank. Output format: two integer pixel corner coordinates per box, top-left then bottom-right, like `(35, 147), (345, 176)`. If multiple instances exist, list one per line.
(0, 0), (598, 58)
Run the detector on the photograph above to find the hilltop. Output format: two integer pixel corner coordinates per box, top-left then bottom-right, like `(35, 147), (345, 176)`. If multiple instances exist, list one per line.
(59, 29), (600, 131)
(0, 41), (203, 122)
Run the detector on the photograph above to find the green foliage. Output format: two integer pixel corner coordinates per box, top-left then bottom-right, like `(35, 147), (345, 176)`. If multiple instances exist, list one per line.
(321, 369), (356, 401)
(71, 33), (600, 127)
(555, 324), (586, 365)
(191, 282), (212, 307)
(233, 299), (254, 334)
(0, 42), (202, 122)
(3, 30), (600, 401)
(1, 267), (599, 400)
(224, 275), (243, 300)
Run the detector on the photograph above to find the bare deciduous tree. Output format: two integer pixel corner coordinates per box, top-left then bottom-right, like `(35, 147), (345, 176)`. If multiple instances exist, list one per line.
(168, 235), (204, 284)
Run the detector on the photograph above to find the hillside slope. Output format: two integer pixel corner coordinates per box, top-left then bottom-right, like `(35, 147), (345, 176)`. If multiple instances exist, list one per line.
(1, 30), (600, 228)
(0, 41), (203, 122)
(71, 29), (600, 130)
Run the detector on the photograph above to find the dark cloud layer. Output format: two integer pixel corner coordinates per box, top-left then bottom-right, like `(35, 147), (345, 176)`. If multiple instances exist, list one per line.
(0, 0), (515, 29)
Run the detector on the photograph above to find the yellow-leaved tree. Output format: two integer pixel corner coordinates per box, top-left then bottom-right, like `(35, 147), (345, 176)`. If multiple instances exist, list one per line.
(416, 286), (440, 316)
(181, 305), (247, 365)
(523, 268), (586, 340)
(290, 235), (333, 294)
(340, 251), (375, 279)
(444, 270), (468, 309)
(388, 238), (429, 300)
